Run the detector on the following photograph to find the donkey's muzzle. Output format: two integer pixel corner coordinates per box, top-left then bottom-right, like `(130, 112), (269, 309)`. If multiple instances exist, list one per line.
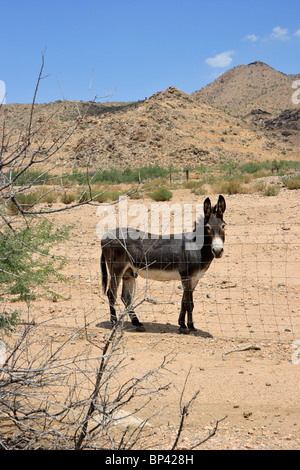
(212, 246), (224, 258)
(212, 238), (224, 258)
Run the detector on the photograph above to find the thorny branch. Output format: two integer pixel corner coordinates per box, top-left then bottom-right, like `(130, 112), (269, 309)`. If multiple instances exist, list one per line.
(190, 415), (228, 449)
(0, 52), (141, 226)
(172, 368), (200, 450)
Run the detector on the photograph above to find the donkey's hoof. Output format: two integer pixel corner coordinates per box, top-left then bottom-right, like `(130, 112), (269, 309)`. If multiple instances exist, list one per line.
(131, 318), (145, 332)
(189, 328), (197, 335)
(188, 322), (197, 332)
(179, 327), (190, 335)
(135, 324), (146, 332)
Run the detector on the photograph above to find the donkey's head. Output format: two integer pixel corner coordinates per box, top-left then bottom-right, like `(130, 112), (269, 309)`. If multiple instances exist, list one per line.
(203, 195), (226, 258)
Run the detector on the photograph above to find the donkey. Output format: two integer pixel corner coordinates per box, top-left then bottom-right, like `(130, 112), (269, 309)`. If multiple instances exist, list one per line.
(100, 195), (226, 333)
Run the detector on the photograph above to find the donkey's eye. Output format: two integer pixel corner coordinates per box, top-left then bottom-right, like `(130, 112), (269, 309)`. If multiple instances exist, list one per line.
(221, 223), (226, 230)
(205, 224), (212, 231)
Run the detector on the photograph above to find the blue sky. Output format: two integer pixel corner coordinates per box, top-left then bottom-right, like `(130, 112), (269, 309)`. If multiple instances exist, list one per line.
(1, 0), (300, 103)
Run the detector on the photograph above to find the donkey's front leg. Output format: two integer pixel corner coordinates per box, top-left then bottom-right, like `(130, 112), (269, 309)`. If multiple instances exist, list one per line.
(178, 299), (188, 333)
(178, 279), (197, 333)
(186, 290), (196, 332)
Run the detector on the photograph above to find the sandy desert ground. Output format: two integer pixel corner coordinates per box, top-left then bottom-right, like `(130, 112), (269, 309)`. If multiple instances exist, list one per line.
(6, 187), (300, 450)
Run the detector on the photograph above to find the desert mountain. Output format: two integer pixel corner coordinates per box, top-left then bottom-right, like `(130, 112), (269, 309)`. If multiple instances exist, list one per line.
(1, 62), (299, 172)
(192, 61), (300, 118)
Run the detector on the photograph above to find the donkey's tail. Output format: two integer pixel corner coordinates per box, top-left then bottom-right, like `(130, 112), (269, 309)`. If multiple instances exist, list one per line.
(101, 252), (108, 294)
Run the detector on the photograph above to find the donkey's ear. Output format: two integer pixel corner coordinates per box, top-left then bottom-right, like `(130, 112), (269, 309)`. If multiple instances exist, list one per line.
(217, 195), (226, 215)
(203, 197), (211, 218)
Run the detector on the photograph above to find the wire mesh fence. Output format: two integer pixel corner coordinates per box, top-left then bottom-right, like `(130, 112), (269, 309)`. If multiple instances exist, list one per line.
(3, 218), (298, 344)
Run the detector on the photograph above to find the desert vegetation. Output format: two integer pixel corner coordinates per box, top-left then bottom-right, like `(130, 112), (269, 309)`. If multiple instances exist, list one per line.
(5, 159), (299, 211)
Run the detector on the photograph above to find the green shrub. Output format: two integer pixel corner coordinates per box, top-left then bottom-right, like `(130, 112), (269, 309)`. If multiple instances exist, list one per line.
(253, 181), (266, 193)
(66, 165), (170, 185)
(39, 190), (58, 204)
(264, 185), (280, 196)
(195, 165), (209, 173)
(93, 191), (121, 203)
(150, 188), (173, 201)
(239, 160), (300, 177)
(6, 192), (40, 214)
(213, 177), (244, 195)
(0, 220), (69, 302)
(0, 310), (20, 335)
(283, 176), (300, 190)
(10, 169), (50, 186)
(17, 192), (40, 206)
(240, 162), (262, 174)
(183, 180), (203, 190)
(61, 192), (78, 204)
(141, 178), (168, 190)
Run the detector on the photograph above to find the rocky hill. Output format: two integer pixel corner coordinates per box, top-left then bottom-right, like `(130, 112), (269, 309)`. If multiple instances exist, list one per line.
(192, 61), (300, 118)
(1, 63), (299, 172)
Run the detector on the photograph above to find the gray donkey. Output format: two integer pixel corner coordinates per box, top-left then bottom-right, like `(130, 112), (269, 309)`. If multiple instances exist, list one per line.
(101, 195), (226, 333)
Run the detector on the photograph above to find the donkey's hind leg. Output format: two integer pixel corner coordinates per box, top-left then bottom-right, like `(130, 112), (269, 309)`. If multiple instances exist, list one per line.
(107, 269), (123, 326)
(121, 268), (145, 331)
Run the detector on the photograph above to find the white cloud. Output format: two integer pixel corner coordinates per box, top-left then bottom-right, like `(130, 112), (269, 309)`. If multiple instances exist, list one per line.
(295, 29), (300, 37)
(205, 50), (235, 68)
(244, 34), (259, 42)
(270, 26), (290, 41)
